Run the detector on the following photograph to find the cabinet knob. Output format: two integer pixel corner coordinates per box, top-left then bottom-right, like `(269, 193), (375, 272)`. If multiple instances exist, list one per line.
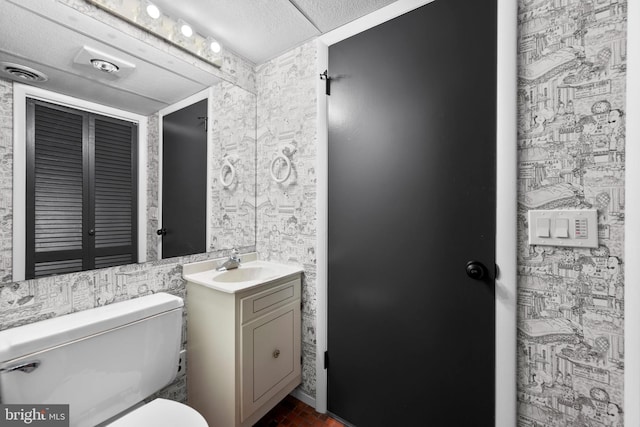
(273, 349), (280, 359)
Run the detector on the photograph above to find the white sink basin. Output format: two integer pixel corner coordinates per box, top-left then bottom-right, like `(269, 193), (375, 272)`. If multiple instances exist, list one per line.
(182, 258), (303, 293)
(212, 266), (277, 283)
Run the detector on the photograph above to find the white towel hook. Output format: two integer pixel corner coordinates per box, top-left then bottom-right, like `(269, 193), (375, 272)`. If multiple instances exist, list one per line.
(220, 156), (236, 188)
(270, 149), (292, 183)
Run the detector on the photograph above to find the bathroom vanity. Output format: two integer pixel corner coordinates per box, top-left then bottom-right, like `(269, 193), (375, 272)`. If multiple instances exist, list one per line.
(183, 255), (303, 427)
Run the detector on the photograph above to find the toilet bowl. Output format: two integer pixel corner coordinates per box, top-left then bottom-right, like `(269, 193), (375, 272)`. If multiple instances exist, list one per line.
(107, 398), (207, 426)
(0, 293), (208, 427)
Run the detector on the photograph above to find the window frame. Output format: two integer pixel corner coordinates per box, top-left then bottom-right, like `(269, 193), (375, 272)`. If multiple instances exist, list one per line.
(13, 83), (148, 281)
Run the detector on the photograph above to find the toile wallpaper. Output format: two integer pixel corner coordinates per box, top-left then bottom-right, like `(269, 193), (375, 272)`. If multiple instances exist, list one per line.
(0, 80), (12, 285)
(516, 1), (627, 426)
(255, 41), (319, 398)
(209, 81), (257, 252)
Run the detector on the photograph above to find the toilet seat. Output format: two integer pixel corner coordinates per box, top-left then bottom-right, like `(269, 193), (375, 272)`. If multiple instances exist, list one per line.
(108, 398), (208, 427)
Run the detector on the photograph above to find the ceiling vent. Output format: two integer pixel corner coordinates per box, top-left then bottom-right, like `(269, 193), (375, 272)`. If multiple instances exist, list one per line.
(1, 62), (48, 82)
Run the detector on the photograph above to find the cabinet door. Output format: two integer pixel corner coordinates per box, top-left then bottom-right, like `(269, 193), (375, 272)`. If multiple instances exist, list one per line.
(241, 301), (301, 421)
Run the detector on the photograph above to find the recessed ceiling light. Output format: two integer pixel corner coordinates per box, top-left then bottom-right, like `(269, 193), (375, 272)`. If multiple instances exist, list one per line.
(146, 3), (160, 19)
(91, 59), (119, 73)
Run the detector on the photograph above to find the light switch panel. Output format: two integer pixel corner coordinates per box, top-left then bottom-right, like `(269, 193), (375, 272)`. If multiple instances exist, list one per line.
(528, 209), (598, 248)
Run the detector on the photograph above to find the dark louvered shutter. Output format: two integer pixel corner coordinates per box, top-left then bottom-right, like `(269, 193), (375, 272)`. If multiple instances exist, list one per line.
(27, 101), (87, 278)
(93, 117), (137, 269)
(26, 99), (138, 279)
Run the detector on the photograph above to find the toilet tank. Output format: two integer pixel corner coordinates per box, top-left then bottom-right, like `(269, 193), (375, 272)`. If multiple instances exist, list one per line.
(0, 293), (184, 427)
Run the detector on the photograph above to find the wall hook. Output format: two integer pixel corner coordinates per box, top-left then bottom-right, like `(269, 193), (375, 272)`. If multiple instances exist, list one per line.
(271, 148), (292, 184)
(319, 70), (330, 95)
(197, 116), (208, 132)
(220, 154), (237, 188)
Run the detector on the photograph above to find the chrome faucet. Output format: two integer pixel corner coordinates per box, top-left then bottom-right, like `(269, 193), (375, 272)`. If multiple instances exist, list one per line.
(217, 248), (241, 271)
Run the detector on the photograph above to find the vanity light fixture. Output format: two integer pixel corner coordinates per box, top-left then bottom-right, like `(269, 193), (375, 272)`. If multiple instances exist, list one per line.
(86, 0), (223, 68)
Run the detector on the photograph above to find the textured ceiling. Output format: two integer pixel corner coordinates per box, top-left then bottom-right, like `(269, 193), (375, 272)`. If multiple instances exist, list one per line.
(151, 0), (398, 64)
(292, 0), (400, 32)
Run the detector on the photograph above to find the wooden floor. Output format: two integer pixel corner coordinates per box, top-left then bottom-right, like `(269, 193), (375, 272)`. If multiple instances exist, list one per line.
(254, 395), (345, 427)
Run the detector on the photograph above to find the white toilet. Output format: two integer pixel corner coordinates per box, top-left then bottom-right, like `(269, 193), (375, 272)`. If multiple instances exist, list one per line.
(0, 293), (208, 427)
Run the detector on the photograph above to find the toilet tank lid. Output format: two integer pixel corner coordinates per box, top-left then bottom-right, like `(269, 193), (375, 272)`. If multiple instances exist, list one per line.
(0, 293), (183, 363)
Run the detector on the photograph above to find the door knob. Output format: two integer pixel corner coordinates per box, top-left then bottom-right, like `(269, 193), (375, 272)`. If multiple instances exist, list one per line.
(466, 261), (488, 280)
(157, 228), (167, 236)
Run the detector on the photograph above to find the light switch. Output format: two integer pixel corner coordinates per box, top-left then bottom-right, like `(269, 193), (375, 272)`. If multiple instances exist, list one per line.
(528, 209), (598, 248)
(536, 218), (550, 237)
(555, 218), (569, 238)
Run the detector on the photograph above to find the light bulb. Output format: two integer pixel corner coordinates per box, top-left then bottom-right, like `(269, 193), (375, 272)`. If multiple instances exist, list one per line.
(210, 40), (221, 53)
(91, 59), (119, 73)
(146, 3), (160, 19)
(180, 23), (193, 38)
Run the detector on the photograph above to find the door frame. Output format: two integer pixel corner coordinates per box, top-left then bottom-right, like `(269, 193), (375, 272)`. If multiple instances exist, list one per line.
(157, 88), (212, 259)
(624, 1), (640, 425)
(314, 1), (518, 425)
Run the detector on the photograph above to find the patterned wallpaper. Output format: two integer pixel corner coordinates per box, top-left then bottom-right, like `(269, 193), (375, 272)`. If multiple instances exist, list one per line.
(255, 41), (319, 397)
(209, 81), (257, 251)
(516, 1), (627, 426)
(0, 80), (12, 284)
(146, 112), (160, 261)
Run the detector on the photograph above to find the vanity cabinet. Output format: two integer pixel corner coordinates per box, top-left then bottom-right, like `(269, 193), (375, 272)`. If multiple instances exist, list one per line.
(186, 274), (302, 427)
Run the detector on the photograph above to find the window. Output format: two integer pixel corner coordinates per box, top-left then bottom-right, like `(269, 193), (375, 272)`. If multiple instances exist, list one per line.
(25, 98), (138, 278)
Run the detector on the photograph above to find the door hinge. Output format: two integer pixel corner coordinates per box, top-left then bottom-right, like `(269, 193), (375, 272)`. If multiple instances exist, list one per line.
(324, 351), (329, 370)
(319, 70), (331, 95)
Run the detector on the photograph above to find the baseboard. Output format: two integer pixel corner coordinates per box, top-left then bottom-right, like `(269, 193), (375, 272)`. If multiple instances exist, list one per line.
(290, 387), (315, 409)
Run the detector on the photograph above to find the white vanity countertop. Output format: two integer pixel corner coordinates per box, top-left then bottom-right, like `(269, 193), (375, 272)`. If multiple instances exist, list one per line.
(183, 254), (303, 294)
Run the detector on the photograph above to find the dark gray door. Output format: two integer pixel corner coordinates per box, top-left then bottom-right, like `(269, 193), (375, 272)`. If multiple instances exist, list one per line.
(161, 99), (207, 258)
(327, 1), (496, 425)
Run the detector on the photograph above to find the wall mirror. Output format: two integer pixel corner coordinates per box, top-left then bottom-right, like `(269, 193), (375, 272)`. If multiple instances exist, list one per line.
(0, 0), (256, 282)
